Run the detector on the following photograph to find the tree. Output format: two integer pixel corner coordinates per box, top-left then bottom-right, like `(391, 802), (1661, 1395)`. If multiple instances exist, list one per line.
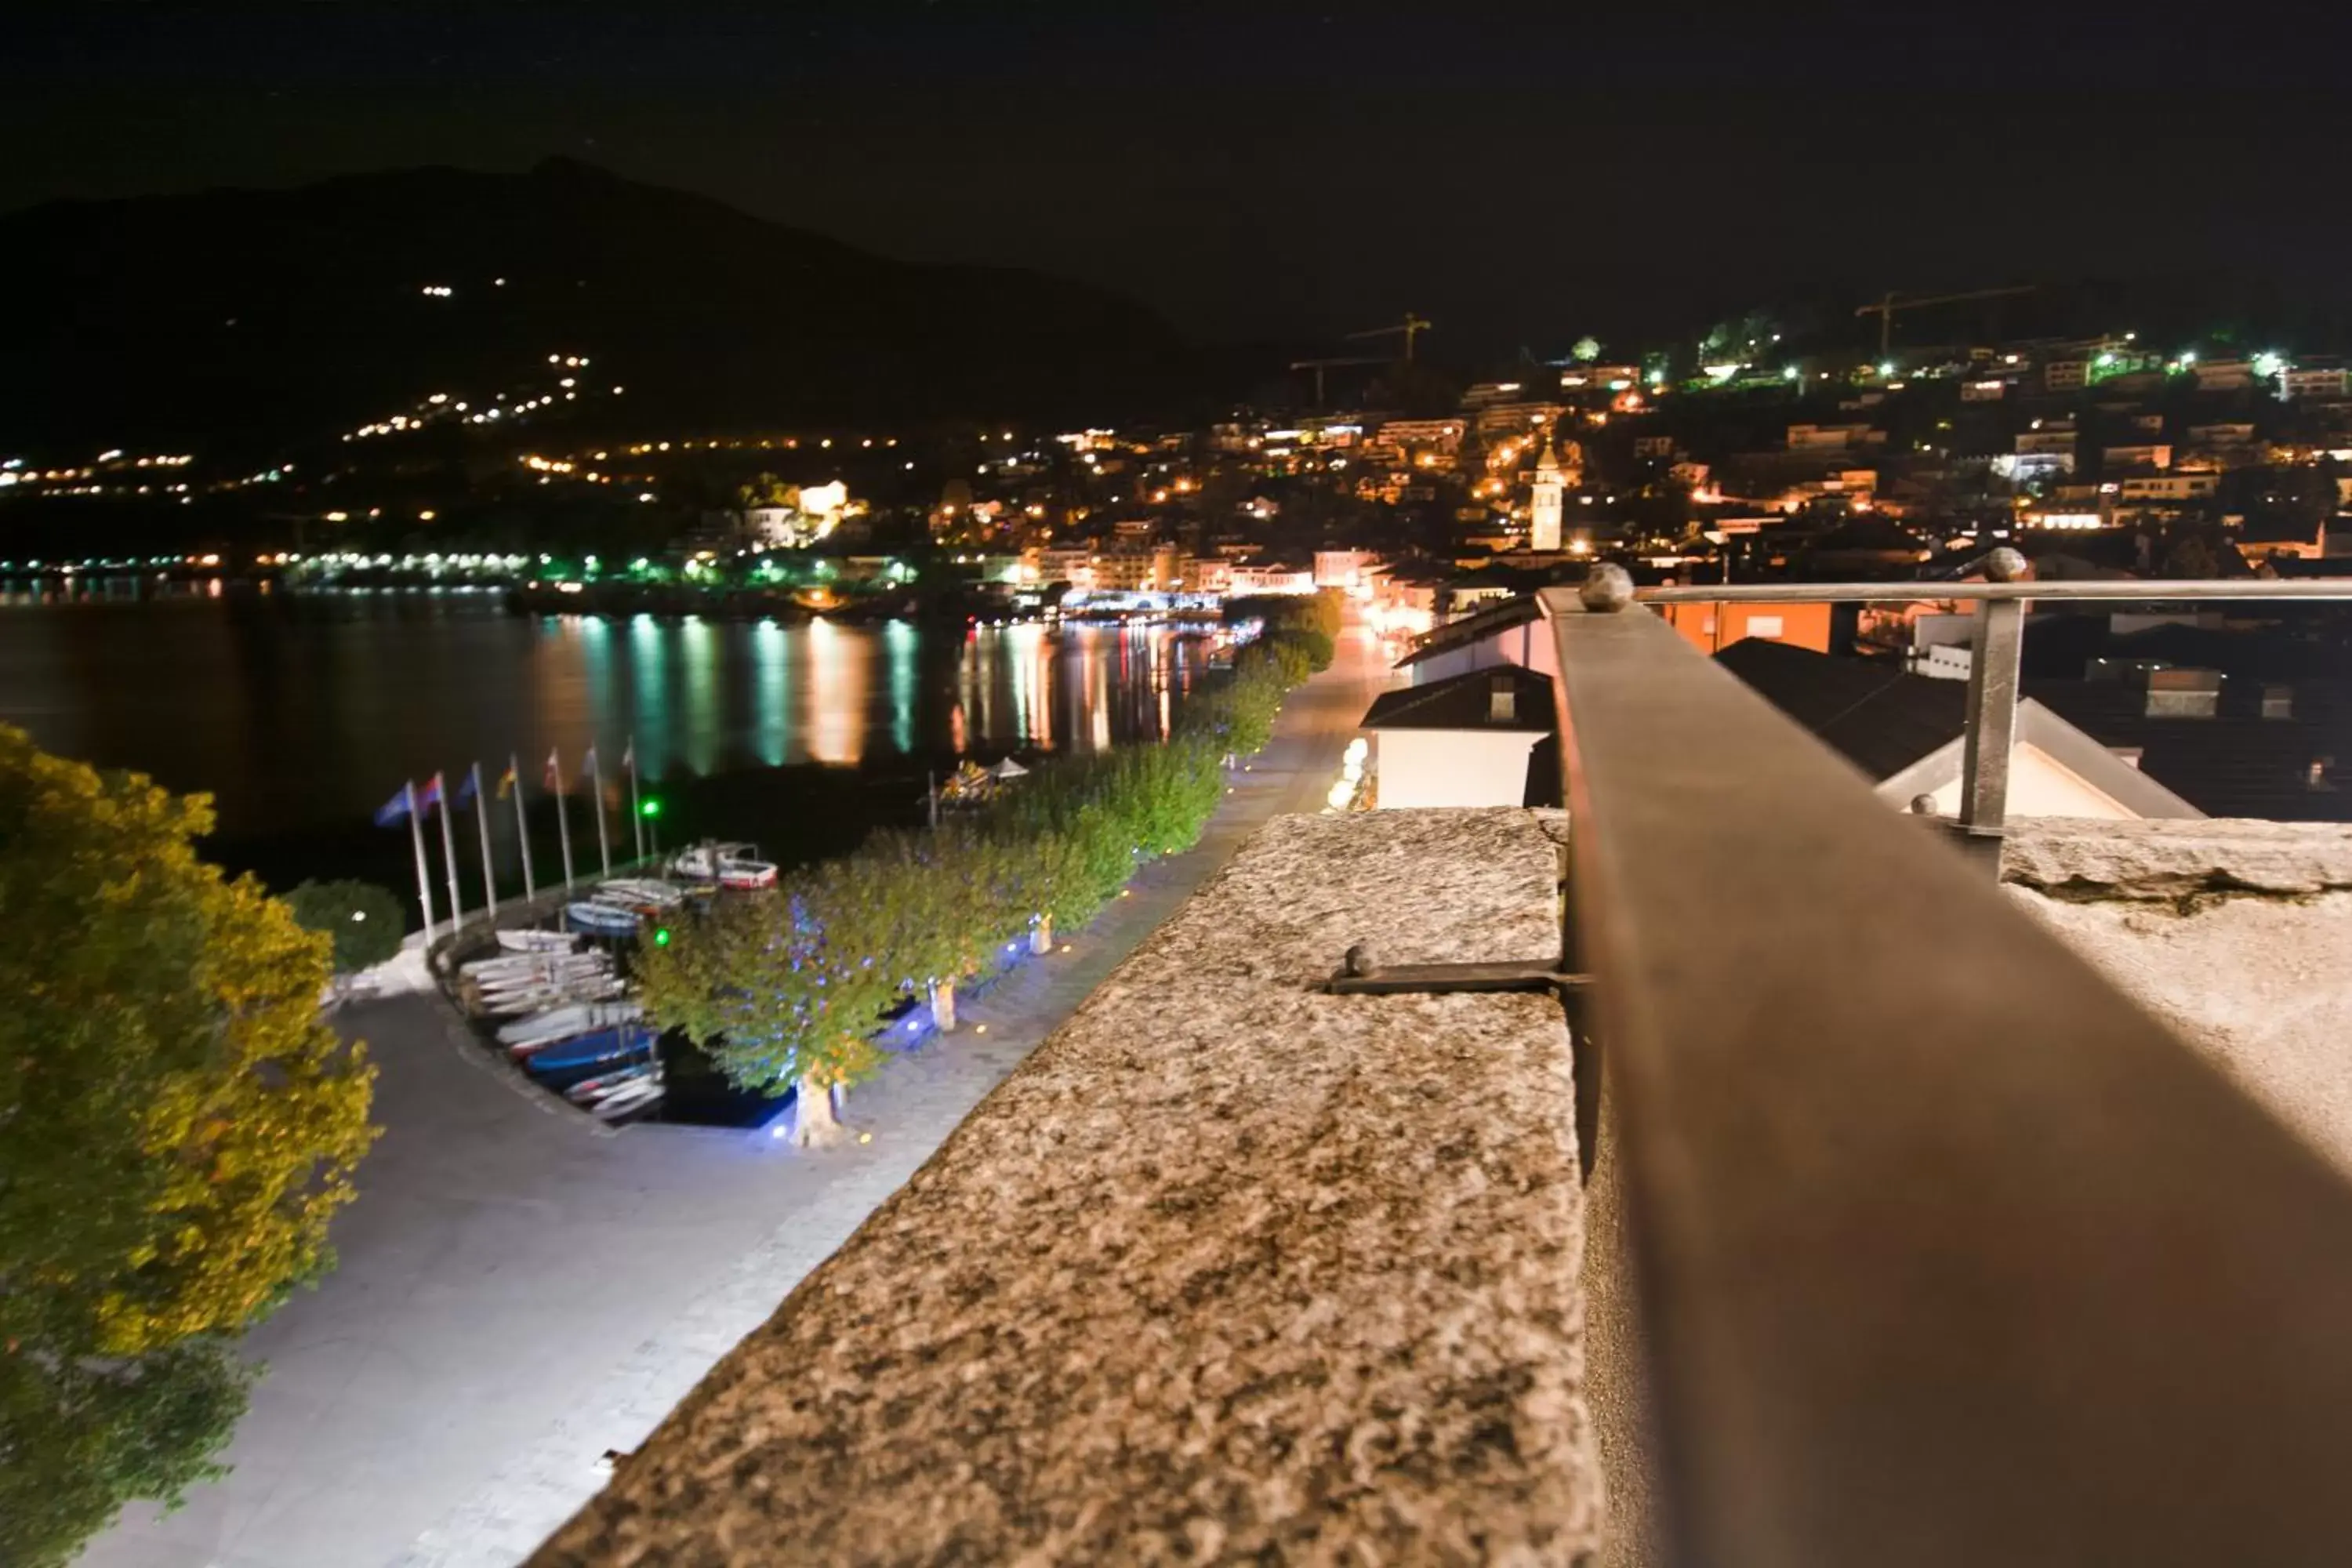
(638, 615), (1328, 1149)
(285, 880), (404, 975)
(1573, 336), (1602, 364)
(2160, 528), (2223, 579)
(0, 726), (379, 1563)
(1, 1340), (250, 1568)
(636, 880), (889, 1147)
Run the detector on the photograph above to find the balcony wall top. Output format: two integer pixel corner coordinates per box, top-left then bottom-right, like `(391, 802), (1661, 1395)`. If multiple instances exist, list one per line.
(528, 808), (1600, 1566)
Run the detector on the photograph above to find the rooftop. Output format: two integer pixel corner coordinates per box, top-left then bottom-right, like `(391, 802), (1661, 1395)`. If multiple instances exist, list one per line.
(1360, 665), (1556, 732)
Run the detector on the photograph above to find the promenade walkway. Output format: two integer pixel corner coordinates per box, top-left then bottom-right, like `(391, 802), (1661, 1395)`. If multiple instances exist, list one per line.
(82, 626), (1401, 1568)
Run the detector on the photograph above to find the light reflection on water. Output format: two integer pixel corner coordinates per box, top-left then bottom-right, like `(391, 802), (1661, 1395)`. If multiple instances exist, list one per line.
(0, 595), (1208, 837)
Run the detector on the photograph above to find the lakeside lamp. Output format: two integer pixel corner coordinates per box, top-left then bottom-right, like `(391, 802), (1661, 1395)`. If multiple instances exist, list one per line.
(640, 797), (662, 818)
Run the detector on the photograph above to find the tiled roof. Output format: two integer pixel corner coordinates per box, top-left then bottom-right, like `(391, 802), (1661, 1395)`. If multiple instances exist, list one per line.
(1713, 639), (1969, 780)
(1360, 665), (1555, 733)
(1395, 595), (1541, 667)
(2027, 677), (2352, 822)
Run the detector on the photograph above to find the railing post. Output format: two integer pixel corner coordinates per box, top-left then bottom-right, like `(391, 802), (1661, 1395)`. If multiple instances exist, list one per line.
(1957, 548), (2027, 838)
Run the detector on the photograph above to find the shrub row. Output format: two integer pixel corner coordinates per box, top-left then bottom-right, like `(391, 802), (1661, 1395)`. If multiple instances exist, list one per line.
(639, 593), (1344, 1098)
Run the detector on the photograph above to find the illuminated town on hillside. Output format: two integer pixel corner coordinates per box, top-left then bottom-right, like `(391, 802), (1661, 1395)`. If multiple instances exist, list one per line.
(9, 318), (2350, 641)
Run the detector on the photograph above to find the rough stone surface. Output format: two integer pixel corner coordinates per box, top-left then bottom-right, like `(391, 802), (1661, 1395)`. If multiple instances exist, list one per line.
(528, 809), (1600, 1566)
(2005, 819), (2352, 1176)
(2002, 818), (2352, 901)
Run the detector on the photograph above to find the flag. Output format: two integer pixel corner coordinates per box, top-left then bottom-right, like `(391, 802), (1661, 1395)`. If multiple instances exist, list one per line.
(454, 767), (479, 808)
(544, 748), (563, 792)
(372, 782), (414, 827)
(583, 745), (600, 775)
(622, 739), (635, 771)
(419, 772), (445, 811)
(497, 760), (518, 800)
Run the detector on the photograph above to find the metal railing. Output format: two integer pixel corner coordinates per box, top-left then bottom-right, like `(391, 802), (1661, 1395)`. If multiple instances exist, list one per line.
(1537, 572), (2352, 1567)
(1633, 561), (2352, 840)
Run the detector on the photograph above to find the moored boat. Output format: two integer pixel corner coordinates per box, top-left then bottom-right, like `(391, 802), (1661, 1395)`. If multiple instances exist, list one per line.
(588, 1076), (666, 1120)
(566, 900), (641, 936)
(597, 878), (687, 909)
(670, 843), (780, 889)
(464, 959), (610, 991)
(523, 1023), (657, 1079)
(495, 928), (580, 954)
(476, 975), (626, 1017)
(498, 1000), (644, 1052)
(565, 1061), (658, 1105)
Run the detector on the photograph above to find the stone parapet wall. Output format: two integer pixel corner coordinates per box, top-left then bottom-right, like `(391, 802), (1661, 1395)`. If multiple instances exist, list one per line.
(530, 809), (1601, 1566)
(2005, 819), (2352, 1174)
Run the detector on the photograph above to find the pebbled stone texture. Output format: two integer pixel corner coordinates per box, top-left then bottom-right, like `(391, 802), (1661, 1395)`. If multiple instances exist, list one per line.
(528, 809), (1599, 1566)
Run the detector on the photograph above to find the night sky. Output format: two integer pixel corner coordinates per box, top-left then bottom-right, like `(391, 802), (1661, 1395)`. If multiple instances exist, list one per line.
(10, 1), (2350, 354)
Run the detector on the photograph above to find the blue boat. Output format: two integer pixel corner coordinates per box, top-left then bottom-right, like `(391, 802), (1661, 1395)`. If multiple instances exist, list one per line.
(567, 900), (641, 936)
(524, 1024), (657, 1080)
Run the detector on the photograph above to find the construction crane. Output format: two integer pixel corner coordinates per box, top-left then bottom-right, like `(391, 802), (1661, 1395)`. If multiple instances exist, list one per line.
(1856, 285), (2035, 360)
(1287, 356), (1386, 406)
(1345, 312), (1432, 362)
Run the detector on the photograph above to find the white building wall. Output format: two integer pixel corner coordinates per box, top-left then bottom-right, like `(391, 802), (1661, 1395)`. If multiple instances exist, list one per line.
(1908, 746), (2137, 820)
(1374, 729), (1546, 809)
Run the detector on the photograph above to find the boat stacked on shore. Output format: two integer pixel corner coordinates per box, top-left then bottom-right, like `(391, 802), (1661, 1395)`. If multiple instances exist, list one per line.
(455, 868), (773, 1125)
(456, 887), (689, 1122)
(481, 978), (664, 1122)
(458, 949), (624, 1017)
(564, 876), (694, 937)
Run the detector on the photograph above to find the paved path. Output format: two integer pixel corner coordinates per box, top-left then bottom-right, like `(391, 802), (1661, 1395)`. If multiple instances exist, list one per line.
(83, 626), (1401, 1568)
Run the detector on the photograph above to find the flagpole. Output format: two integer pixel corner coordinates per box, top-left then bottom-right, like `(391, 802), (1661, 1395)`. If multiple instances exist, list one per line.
(626, 738), (644, 863)
(552, 754), (576, 891)
(437, 773), (464, 929)
(589, 749), (612, 878)
(405, 781), (437, 944)
(470, 763), (497, 924)
(510, 753), (536, 902)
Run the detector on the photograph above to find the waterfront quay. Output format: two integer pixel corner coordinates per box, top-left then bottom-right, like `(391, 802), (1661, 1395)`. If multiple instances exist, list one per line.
(82, 628), (1397, 1568)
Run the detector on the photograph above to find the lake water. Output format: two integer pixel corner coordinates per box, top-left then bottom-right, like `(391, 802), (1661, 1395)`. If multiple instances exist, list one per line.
(0, 585), (1214, 911)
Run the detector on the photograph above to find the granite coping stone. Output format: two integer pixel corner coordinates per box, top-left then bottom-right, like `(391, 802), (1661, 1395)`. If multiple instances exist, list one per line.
(2002, 818), (2352, 898)
(528, 809), (1600, 1566)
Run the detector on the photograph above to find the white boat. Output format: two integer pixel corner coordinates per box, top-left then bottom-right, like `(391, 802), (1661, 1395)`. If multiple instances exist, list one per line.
(597, 878), (688, 909)
(461, 951), (608, 983)
(565, 1061), (658, 1105)
(474, 970), (615, 1007)
(670, 843), (779, 890)
(497, 1000), (644, 1051)
(588, 1076), (666, 1120)
(495, 928), (580, 954)
(477, 976), (626, 1017)
(469, 960), (614, 995)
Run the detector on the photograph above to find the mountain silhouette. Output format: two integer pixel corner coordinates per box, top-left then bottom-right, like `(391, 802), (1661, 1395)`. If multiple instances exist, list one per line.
(0, 158), (1196, 456)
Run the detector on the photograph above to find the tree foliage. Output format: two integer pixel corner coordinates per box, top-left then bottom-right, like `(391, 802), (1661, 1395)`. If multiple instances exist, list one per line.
(0, 726), (379, 1562)
(641, 605), (1327, 1103)
(285, 880), (405, 974)
(0, 1339), (251, 1568)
